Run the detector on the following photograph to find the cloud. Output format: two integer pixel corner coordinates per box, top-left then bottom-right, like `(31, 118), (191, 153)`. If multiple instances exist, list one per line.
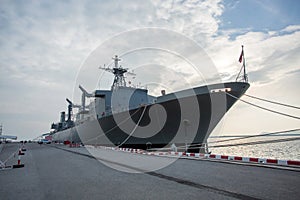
(0, 0), (299, 139)
(281, 25), (300, 33)
(152, 0), (224, 39)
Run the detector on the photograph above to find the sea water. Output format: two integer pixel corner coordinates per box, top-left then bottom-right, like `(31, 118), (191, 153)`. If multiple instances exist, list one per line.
(208, 131), (300, 161)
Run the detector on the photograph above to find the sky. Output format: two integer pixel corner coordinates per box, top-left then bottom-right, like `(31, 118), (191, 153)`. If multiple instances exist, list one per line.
(0, 0), (299, 140)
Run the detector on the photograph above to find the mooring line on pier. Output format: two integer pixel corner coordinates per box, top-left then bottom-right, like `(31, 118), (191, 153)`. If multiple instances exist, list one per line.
(53, 145), (261, 200)
(208, 128), (300, 144)
(244, 94), (300, 110)
(209, 137), (300, 148)
(226, 92), (300, 120)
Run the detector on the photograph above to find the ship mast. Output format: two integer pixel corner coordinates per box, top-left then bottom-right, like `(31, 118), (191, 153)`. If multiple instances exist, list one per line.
(236, 45), (248, 82)
(99, 55), (135, 90)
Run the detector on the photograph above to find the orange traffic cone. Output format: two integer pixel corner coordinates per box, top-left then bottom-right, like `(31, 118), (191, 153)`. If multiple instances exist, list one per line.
(18, 148), (25, 155)
(13, 155), (24, 168)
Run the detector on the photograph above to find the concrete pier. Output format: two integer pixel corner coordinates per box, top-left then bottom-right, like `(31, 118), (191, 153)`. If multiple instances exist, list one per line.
(1, 143), (299, 200)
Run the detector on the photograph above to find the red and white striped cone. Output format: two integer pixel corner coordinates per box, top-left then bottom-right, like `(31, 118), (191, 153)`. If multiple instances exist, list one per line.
(18, 148), (25, 155)
(13, 155), (24, 168)
(18, 155), (21, 165)
(21, 144), (26, 151)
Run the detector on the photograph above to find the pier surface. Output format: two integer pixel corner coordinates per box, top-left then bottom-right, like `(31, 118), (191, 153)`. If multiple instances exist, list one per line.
(1, 143), (299, 200)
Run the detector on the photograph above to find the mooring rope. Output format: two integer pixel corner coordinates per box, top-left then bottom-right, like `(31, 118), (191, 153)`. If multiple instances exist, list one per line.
(226, 92), (300, 120)
(118, 105), (148, 147)
(147, 127), (300, 152)
(244, 94), (300, 109)
(208, 136), (300, 148)
(82, 106), (143, 143)
(209, 128), (300, 144)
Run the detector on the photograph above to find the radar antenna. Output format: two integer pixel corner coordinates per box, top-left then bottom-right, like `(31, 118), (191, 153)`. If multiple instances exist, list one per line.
(99, 55), (136, 90)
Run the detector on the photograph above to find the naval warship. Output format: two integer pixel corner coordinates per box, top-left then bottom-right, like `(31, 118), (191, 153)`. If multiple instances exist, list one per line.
(50, 55), (249, 152)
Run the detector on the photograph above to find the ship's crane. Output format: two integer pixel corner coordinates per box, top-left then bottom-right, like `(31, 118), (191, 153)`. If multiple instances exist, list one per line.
(99, 55), (136, 90)
(66, 98), (81, 122)
(79, 85), (94, 112)
(66, 98), (81, 108)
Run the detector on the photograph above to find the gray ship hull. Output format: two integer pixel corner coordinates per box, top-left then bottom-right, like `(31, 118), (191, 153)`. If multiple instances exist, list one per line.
(52, 82), (249, 152)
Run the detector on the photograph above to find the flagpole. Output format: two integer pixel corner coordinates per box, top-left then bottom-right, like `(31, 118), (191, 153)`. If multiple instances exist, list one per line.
(236, 45), (246, 82)
(242, 45), (248, 82)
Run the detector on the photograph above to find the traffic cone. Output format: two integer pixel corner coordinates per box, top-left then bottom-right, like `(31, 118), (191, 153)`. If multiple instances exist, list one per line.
(13, 155), (24, 168)
(21, 145), (26, 151)
(18, 148), (25, 155)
